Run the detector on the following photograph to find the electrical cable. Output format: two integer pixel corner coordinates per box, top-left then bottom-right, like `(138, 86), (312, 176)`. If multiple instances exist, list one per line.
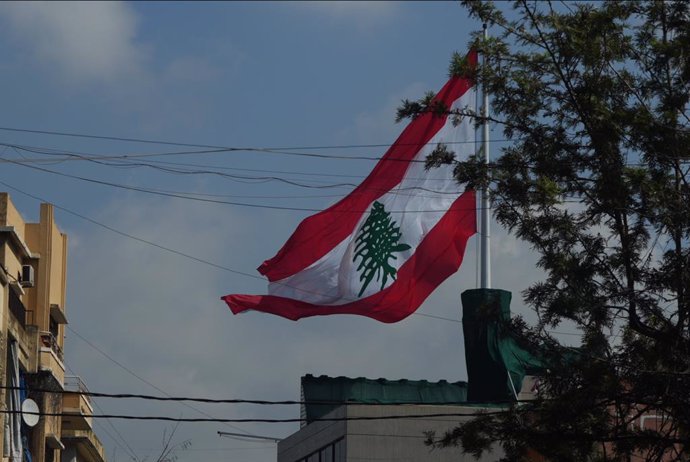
(0, 143), (482, 206)
(4, 384), (489, 406)
(3, 151), (590, 213)
(4, 155), (484, 213)
(0, 139), (649, 173)
(3, 141), (471, 187)
(0, 125), (509, 156)
(3, 141), (476, 185)
(1, 409), (508, 423)
(0, 141), (424, 168)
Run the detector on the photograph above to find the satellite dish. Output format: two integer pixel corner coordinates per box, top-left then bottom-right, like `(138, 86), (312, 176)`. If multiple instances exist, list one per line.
(21, 399), (39, 427)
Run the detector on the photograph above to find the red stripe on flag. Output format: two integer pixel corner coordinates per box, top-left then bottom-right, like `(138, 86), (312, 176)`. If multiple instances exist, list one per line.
(258, 53), (476, 282)
(223, 190), (476, 323)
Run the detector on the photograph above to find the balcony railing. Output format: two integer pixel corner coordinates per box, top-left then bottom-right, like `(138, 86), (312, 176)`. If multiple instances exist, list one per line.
(39, 331), (64, 363)
(64, 376), (92, 408)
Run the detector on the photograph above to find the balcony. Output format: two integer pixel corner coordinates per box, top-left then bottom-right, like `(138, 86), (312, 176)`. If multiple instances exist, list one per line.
(61, 429), (107, 462)
(40, 331), (64, 362)
(38, 331), (65, 388)
(64, 376), (92, 396)
(62, 376), (94, 431)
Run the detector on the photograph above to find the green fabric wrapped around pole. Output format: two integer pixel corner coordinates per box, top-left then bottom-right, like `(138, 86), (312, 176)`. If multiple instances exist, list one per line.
(462, 289), (544, 403)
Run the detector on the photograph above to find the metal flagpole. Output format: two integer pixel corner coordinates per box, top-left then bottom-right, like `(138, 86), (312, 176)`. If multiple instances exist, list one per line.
(480, 23), (491, 289)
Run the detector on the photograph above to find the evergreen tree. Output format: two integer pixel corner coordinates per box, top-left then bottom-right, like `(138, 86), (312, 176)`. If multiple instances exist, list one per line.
(401, 1), (690, 460)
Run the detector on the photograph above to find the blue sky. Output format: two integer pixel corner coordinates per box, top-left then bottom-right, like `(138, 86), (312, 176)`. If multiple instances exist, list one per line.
(0, 3), (548, 462)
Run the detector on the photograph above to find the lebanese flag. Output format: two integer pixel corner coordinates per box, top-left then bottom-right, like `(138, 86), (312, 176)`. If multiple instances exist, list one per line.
(223, 51), (477, 323)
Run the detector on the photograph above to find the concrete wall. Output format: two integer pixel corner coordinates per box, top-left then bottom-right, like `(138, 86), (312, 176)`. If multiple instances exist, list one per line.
(0, 193), (29, 290)
(0, 193), (27, 241)
(279, 407), (347, 462)
(25, 203), (68, 335)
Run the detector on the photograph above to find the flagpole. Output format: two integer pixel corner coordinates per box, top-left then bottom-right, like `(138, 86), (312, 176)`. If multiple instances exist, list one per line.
(480, 24), (491, 289)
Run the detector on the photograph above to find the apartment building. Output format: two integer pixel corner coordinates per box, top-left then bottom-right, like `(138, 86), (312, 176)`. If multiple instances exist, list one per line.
(0, 193), (106, 462)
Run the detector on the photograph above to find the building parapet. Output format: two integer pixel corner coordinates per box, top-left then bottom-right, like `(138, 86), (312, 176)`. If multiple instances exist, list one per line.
(64, 376), (94, 413)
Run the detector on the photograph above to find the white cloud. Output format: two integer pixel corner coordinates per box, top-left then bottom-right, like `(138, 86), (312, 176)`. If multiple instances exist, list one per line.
(0, 1), (146, 84)
(0, 1), (240, 133)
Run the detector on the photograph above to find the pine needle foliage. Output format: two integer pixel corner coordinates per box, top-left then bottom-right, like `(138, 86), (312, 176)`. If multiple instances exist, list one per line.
(414, 1), (690, 460)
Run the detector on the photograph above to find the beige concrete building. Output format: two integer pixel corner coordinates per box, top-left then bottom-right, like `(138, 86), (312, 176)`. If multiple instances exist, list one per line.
(278, 401), (504, 462)
(0, 193), (106, 462)
(277, 375), (505, 462)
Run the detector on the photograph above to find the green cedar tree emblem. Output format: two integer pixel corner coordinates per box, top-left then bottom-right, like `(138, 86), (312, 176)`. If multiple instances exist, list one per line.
(353, 201), (411, 297)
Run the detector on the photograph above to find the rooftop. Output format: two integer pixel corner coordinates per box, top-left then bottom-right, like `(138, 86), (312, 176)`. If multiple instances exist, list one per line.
(300, 374), (469, 424)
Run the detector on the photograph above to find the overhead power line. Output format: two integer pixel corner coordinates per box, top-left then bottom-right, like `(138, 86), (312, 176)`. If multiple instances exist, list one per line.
(0, 125), (509, 157)
(5, 140), (416, 163)
(2, 141), (478, 184)
(0, 140), (649, 197)
(1, 409), (507, 424)
(0, 142), (374, 179)
(1, 155), (484, 213)
(3, 385), (483, 407)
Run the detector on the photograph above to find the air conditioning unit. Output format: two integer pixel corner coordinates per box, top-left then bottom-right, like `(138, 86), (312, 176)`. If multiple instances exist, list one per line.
(20, 265), (34, 288)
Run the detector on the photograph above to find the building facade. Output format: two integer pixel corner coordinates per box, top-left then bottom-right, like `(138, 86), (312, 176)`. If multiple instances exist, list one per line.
(0, 193), (106, 462)
(278, 376), (505, 462)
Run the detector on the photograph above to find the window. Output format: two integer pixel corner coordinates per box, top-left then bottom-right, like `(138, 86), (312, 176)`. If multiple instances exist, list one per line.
(299, 439), (344, 462)
(334, 439), (345, 462)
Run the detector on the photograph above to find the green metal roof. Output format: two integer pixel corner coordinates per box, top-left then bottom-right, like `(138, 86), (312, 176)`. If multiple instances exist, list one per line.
(301, 375), (469, 423)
